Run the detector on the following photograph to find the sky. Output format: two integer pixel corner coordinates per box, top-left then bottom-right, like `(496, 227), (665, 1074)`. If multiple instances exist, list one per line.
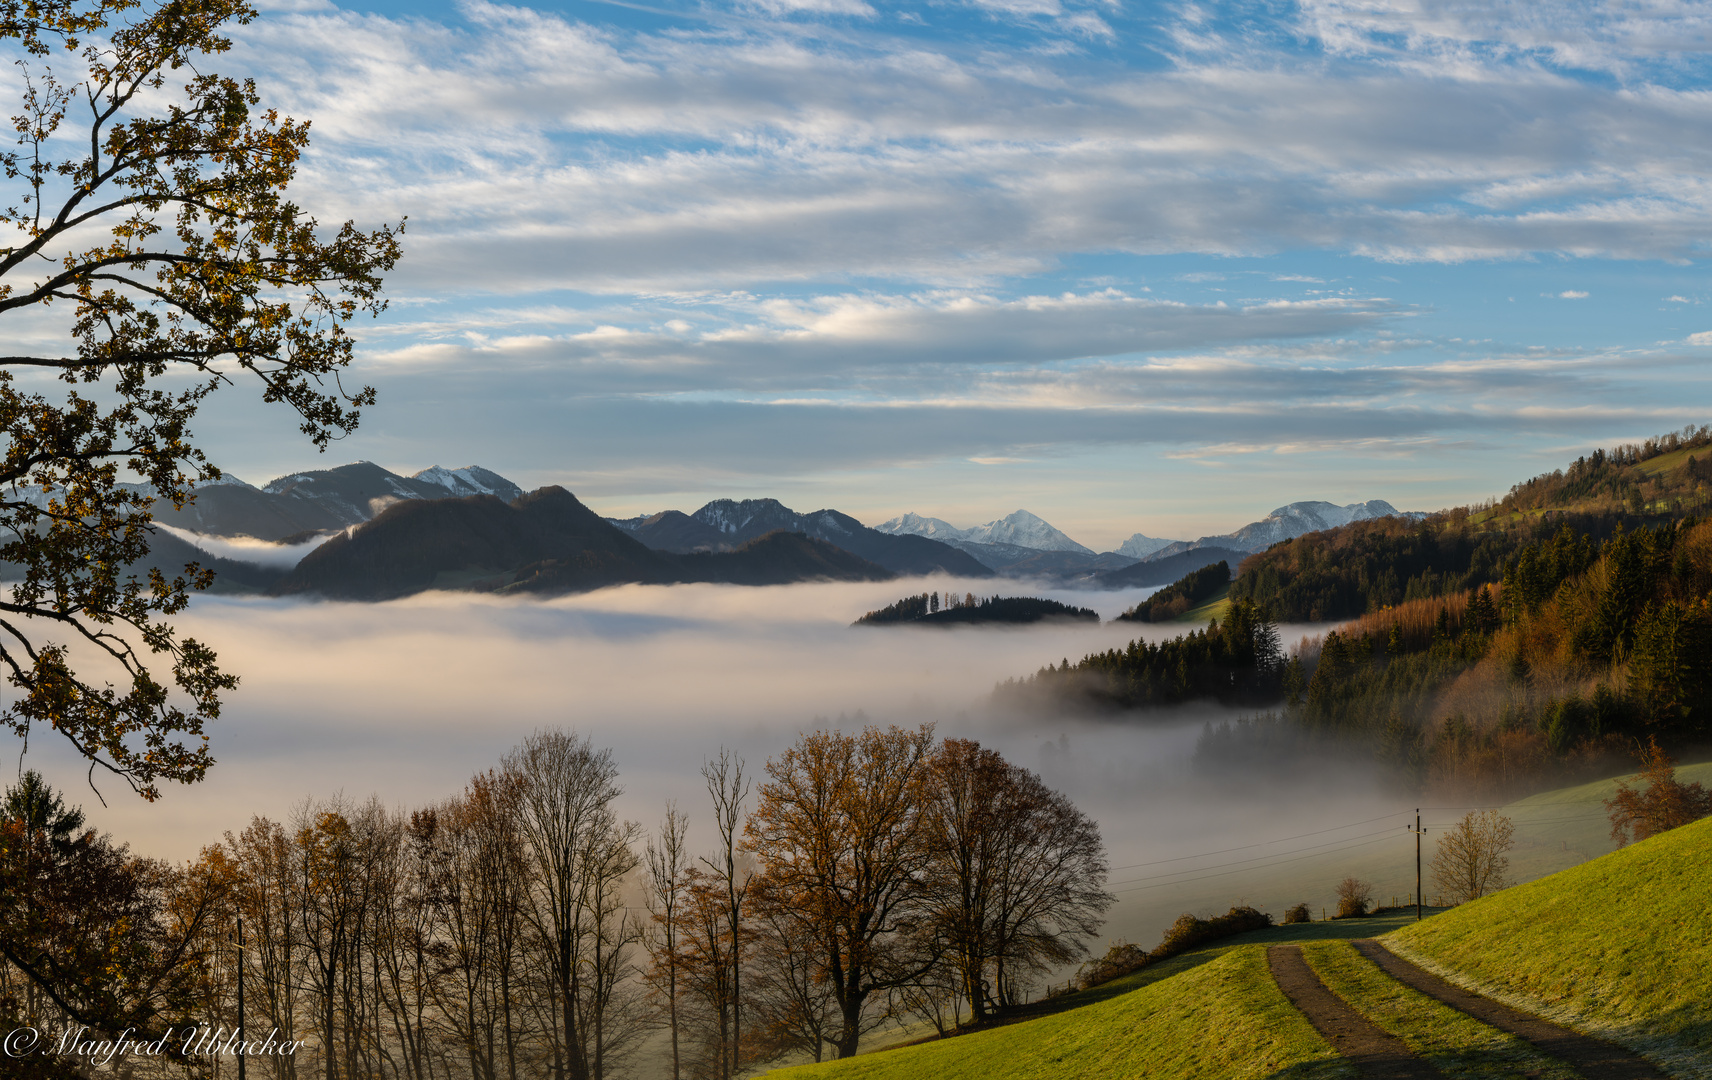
(83, 0), (1712, 547)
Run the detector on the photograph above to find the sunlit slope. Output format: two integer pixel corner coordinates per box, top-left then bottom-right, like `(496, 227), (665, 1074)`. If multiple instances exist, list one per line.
(763, 946), (1350, 1080)
(1388, 814), (1712, 1076)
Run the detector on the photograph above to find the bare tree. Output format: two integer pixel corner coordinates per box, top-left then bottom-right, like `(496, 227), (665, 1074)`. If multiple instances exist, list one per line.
(504, 730), (624, 1080)
(645, 803), (690, 1080)
(701, 749), (752, 1080)
(1431, 809), (1515, 904)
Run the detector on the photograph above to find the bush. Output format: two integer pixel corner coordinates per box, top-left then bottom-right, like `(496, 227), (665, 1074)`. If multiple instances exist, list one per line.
(1334, 876), (1373, 919)
(1283, 902), (1311, 924)
(1152, 905), (1274, 962)
(1076, 906), (1275, 991)
(1075, 940), (1149, 990)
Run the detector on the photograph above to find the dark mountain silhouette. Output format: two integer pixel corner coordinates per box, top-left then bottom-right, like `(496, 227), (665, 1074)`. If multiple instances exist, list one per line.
(613, 497), (990, 577)
(1095, 546), (1249, 589)
(617, 510), (729, 552)
(273, 490), (900, 600)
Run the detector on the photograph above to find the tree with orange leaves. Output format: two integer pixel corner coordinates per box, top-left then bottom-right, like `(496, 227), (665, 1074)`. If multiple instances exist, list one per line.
(1605, 738), (1712, 846)
(745, 724), (939, 1059)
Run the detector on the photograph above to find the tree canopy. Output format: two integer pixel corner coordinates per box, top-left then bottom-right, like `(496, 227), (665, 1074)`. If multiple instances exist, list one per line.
(0, 0), (401, 798)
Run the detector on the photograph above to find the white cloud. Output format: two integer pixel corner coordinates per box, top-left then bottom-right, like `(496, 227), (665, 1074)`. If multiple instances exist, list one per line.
(1559, 290), (1589, 298)
(1688, 331), (1712, 346)
(200, 4), (1712, 299)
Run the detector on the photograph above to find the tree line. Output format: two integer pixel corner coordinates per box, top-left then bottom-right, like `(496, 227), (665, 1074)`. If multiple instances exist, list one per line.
(854, 593), (1097, 626)
(0, 726), (1111, 1078)
(1231, 425), (1712, 625)
(995, 599), (1285, 711)
(1199, 518), (1712, 793)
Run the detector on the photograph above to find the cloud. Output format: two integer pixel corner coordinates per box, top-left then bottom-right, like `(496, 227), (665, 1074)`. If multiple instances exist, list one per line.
(206, 3), (1712, 300)
(1558, 290), (1589, 298)
(155, 524), (335, 568)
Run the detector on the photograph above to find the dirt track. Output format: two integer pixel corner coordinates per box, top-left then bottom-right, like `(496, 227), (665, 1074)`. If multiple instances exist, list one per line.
(1266, 944), (1445, 1079)
(1351, 940), (1669, 1080)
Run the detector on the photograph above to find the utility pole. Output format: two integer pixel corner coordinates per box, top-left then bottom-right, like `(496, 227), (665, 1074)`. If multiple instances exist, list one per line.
(1408, 810), (1427, 921)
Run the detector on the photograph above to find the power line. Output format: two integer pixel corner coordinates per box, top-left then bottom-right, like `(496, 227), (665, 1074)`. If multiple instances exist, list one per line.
(1111, 832), (1403, 895)
(1106, 811), (1413, 872)
(1107, 824), (1405, 887)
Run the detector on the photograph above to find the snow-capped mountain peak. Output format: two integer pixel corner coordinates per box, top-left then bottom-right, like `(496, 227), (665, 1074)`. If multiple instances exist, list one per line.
(962, 510), (1093, 554)
(875, 509), (1092, 554)
(412, 465), (522, 501)
(874, 512), (968, 542)
(1115, 533), (1177, 559)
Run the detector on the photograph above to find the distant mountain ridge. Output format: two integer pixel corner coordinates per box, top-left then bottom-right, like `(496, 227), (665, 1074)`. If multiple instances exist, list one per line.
(609, 498), (990, 578)
(875, 509), (1094, 554)
(153, 462), (525, 541)
(1149, 499), (1426, 559)
(274, 489), (899, 600)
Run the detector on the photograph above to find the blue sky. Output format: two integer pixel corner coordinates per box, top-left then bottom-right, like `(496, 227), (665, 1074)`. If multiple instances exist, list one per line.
(182, 0), (1712, 549)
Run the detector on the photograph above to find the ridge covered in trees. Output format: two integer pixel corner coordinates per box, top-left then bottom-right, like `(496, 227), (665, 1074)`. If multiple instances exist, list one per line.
(1004, 426), (1712, 794)
(854, 592), (1098, 626)
(995, 599), (1285, 711)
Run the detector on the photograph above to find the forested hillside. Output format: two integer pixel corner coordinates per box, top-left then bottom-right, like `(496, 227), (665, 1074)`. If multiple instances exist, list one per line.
(1231, 424), (1712, 624)
(1007, 427), (1712, 794)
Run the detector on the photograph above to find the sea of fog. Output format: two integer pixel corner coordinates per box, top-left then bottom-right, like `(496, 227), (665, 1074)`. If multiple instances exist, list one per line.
(7, 578), (1524, 954)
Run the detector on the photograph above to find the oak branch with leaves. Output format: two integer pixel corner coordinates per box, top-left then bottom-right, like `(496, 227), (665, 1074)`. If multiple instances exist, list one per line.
(0, 0), (401, 798)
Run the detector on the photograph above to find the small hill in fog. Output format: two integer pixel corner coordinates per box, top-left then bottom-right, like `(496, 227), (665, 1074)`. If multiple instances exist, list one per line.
(855, 593), (1098, 626)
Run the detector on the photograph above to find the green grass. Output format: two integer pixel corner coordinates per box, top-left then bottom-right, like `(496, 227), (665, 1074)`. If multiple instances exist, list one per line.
(1174, 583), (1232, 625)
(1387, 814), (1712, 1079)
(764, 945), (1352, 1080)
(763, 770), (1712, 1080)
(1301, 940), (1576, 1080)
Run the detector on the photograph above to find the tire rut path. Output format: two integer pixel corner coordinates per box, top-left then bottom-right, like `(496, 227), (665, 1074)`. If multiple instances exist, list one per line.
(1267, 944), (1445, 1079)
(1351, 939), (1669, 1080)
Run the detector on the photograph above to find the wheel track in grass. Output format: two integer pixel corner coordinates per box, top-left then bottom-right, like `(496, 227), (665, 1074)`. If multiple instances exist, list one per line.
(1267, 944), (1446, 1079)
(1351, 939), (1670, 1080)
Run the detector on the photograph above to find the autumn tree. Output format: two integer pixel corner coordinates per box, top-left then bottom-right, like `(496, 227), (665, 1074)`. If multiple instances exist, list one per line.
(1430, 809), (1514, 904)
(0, 0), (401, 799)
(920, 739), (1110, 1022)
(1605, 739), (1712, 846)
(0, 770), (225, 1075)
(700, 749), (752, 1080)
(745, 724), (939, 1059)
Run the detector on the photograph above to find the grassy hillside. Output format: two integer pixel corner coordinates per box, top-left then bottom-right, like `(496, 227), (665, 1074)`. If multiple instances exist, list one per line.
(764, 942), (1353, 1080)
(765, 768), (1712, 1080)
(1387, 814), (1712, 1078)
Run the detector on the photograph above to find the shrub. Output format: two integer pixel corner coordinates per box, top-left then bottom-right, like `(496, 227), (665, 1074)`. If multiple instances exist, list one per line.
(1075, 906), (1275, 991)
(1075, 940), (1149, 990)
(1152, 906), (1273, 962)
(1334, 876), (1373, 919)
(1283, 902), (1311, 924)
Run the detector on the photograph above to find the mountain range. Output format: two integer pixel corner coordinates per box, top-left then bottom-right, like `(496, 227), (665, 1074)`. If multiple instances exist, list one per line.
(272, 488), (900, 601)
(1, 457), (1432, 600)
(146, 462), (523, 541)
(607, 499), (991, 578)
